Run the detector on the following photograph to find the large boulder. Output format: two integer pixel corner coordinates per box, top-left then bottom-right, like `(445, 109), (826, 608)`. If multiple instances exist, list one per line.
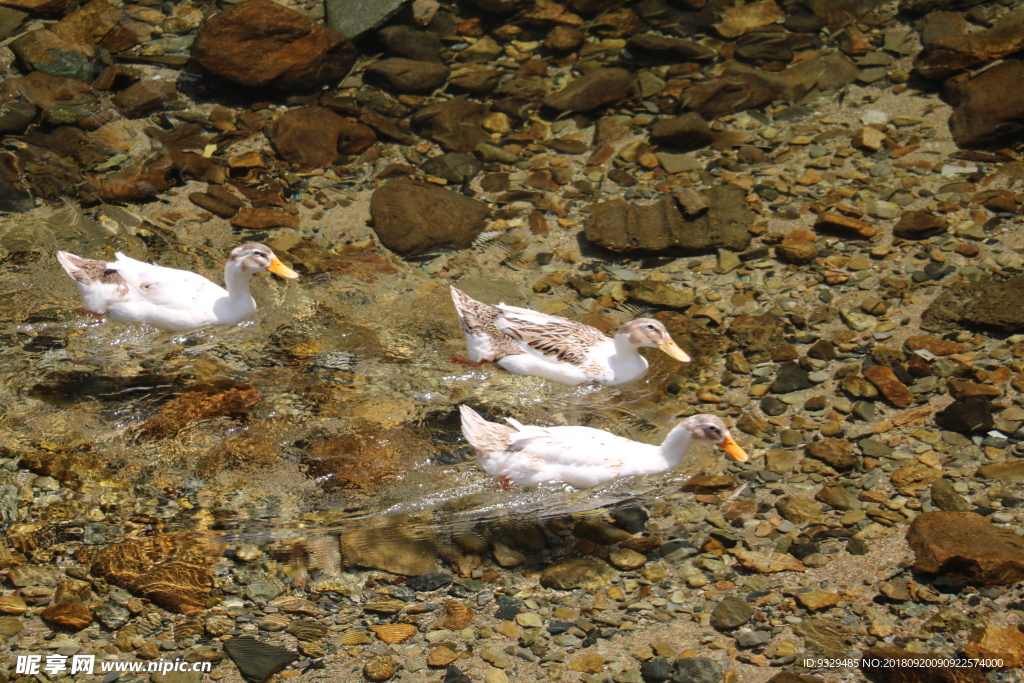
(191, 0), (357, 91)
(264, 107), (375, 169)
(946, 59), (1024, 148)
(922, 273), (1024, 333)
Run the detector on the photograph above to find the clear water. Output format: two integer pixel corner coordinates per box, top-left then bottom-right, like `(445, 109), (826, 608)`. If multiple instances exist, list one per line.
(0, 202), (721, 577)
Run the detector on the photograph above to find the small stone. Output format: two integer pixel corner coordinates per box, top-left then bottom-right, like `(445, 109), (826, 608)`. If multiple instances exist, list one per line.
(363, 654), (397, 681)
(710, 597), (752, 630)
(609, 548), (647, 571)
(540, 558), (618, 590)
(795, 591), (840, 611)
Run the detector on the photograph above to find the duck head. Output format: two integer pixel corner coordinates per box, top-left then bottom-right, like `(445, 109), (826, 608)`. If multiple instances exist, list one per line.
(618, 318), (691, 362)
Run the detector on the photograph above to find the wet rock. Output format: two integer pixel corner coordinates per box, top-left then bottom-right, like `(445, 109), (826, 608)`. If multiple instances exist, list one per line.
(10, 29), (97, 83)
(863, 365), (913, 408)
(947, 379), (1000, 401)
(771, 361), (812, 393)
(192, 0), (358, 91)
(814, 211), (876, 238)
(112, 79), (176, 118)
(420, 153), (483, 184)
(434, 600), (473, 630)
(794, 619), (846, 657)
(369, 178), (490, 256)
(860, 646), (985, 683)
(715, 0), (782, 38)
(816, 485), (859, 511)
(140, 380), (260, 440)
(0, 6), (28, 40)
(41, 602), (92, 630)
(51, 0), (121, 45)
(370, 623), (417, 644)
(907, 511), (1024, 585)
(776, 494), (824, 525)
(189, 187), (244, 219)
(893, 210), (945, 239)
(405, 572), (453, 592)
(934, 396), (993, 432)
(365, 58), (450, 93)
(671, 657), (723, 683)
(543, 68), (634, 112)
(326, 0), (405, 38)
(947, 60), (1024, 148)
(650, 112), (713, 152)
(731, 548), (806, 573)
(378, 25), (442, 62)
(428, 646), (459, 667)
(265, 107), (374, 169)
(904, 334), (967, 356)
(976, 460), (1024, 482)
(223, 636), (298, 683)
(410, 98), (489, 153)
(0, 0), (78, 16)
(540, 557), (618, 590)
(608, 548), (646, 570)
(545, 25), (585, 52)
(628, 33), (716, 61)
(922, 274), (1024, 333)
(965, 622), (1024, 668)
(710, 597), (751, 630)
(449, 65), (504, 94)
(795, 591), (840, 611)
(682, 53), (859, 119)
(341, 515), (438, 575)
(915, 14), (1024, 81)
(622, 281), (694, 308)
(574, 519), (632, 545)
(91, 532), (223, 614)
(583, 185), (752, 254)
(728, 314), (784, 362)
(231, 208), (300, 231)
(0, 617), (23, 636)
(930, 479), (970, 511)
(806, 439), (857, 470)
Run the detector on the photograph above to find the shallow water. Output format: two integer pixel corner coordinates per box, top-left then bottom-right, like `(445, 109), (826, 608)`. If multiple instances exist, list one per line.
(0, 203), (723, 578)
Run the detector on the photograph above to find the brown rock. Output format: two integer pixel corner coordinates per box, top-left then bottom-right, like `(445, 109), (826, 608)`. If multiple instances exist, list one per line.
(893, 210), (946, 239)
(139, 380), (260, 440)
(92, 152), (175, 203)
(794, 591), (840, 611)
(0, 0), (77, 17)
(904, 335), (967, 356)
(40, 602), (92, 630)
(10, 28), (97, 83)
(52, 0), (121, 45)
(947, 379), (1000, 401)
(112, 79), (176, 118)
(369, 624), (416, 644)
(627, 33), (716, 61)
(230, 207), (301, 231)
(540, 557), (618, 590)
(806, 439), (856, 470)
(91, 532), (223, 614)
(715, 0), (782, 39)
(915, 14), (1024, 81)
(365, 58), (450, 93)
(264, 106), (374, 169)
(765, 674), (828, 683)
(814, 212), (876, 239)
(650, 112), (713, 151)
(730, 549), (806, 573)
(775, 241), (818, 264)
(922, 274), (1024, 334)
(543, 68), (633, 112)
(573, 519), (631, 545)
(545, 25), (585, 52)
(191, 0), (357, 91)
(189, 191), (241, 219)
(410, 98), (489, 153)
(359, 109), (416, 146)
(861, 646), (985, 683)
(681, 475), (738, 494)
(891, 466), (943, 491)
(583, 185), (753, 253)
(965, 622), (1024, 668)
(377, 25), (442, 63)
(976, 460), (1024, 481)
(863, 365), (913, 408)
(427, 646), (458, 667)
(947, 59), (1024, 148)
(369, 178), (490, 256)
(907, 511), (1024, 585)
(448, 65), (503, 94)
(433, 601), (473, 631)
(775, 493), (824, 525)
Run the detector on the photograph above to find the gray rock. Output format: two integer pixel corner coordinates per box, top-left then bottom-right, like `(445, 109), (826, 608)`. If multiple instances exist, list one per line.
(420, 153), (483, 184)
(771, 362), (812, 394)
(709, 597), (752, 630)
(325, 0), (406, 38)
(670, 657), (723, 683)
(245, 581), (285, 602)
(930, 478), (970, 512)
(735, 630), (771, 649)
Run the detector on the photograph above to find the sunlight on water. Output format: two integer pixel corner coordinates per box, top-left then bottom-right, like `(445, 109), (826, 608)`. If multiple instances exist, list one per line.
(0, 204), (719, 578)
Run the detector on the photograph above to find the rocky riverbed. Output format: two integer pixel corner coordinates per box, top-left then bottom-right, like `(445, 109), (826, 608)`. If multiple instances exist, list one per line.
(1, 0), (1024, 682)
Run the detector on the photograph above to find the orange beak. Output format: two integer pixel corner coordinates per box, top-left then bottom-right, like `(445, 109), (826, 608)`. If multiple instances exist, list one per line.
(718, 434), (748, 462)
(658, 338), (691, 363)
(267, 256), (299, 279)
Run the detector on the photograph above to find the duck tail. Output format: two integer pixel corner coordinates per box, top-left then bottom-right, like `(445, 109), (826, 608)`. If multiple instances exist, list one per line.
(56, 251), (86, 276)
(459, 404), (492, 449)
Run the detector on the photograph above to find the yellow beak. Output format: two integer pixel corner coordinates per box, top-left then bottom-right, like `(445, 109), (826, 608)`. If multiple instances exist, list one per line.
(658, 338), (691, 363)
(718, 434), (748, 462)
(267, 256), (299, 279)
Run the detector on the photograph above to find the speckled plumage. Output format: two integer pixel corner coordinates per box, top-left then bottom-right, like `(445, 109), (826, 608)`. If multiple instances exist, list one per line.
(450, 286), (691, 386)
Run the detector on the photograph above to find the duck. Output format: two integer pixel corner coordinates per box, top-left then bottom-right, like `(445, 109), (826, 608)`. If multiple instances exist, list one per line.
(450, 286), (691, 386)
(56, 242), (299, 331)
(459, 405), (748, 489)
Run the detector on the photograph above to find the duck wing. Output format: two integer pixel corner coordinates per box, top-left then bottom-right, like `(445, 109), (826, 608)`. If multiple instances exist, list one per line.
(495, 307), (608, 366)
(109, 253), (226, 310)
(505, 423), (637, 468)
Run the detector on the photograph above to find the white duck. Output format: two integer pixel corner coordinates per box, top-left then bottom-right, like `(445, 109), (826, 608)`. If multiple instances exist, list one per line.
(459, 405), (748, 489)
(56, 242), (298, 331)
(451, 286), (691, 386)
